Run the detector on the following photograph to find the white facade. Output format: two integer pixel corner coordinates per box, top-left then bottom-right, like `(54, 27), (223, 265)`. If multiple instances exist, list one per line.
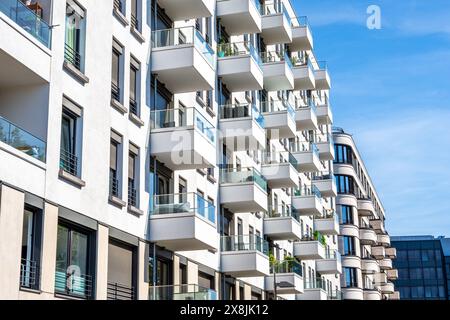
(0, 0), (341, 300)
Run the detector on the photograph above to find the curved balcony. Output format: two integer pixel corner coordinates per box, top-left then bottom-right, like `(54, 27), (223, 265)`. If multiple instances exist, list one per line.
(377, 233), (391, 247)
(342, 287), (364, 300)
(385, 247), (397, 259)
(380, 282), (395, 294)
(219, 103), (266, 151)
(261, 151), (299, 189)
(261, 100), (296, 139)
(221, 235), (270, 277)
(371, 246), (386, 260)
(261, 2), (292, 44)
(264, 208), (302, 241)
(341, 255), (361, 269)
(220, 167), (268, 213)
(265, 260), (304, 294)
(359, 227), (377, 245)
(387, 269), (398, 281)
(217, 41), (263, 91)
(369, 218), (386, 234)
(340, 224), (360, 238)
(290, 17), (313, 51)
(361, 257), (380, 274)
(363, 287), (382, 300)
(292, 186), (323, 217)
(357, 198), (376, 216)
(261, 51), (294, 90)
(217, 0), (262, 35)
(151, 27), (215, 93)
(150, 107), (216, 170)
(379, 258), (393, 270)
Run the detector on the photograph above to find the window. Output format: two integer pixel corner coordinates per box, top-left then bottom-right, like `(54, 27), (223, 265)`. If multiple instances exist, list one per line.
(110, 131), (123, 198)
(131, 0), (140, 31)
(60, 105), (82, 177)
(114, 0), (125, 15)
(107, 240), (136, 300)
(128, 144), (139, 208)
(340, 205), (354, 225)
(65, 1), (86, 71)
(55, 222), (93, 299)
(334, 144), (353, 165)
(343, 236), (356, 256)
(335, 175), (355, 195)
(20, 206), (42, 291)
(129, 57), (140, 116)
(343, 267), (358, 288)
(112, 41), (124, 102)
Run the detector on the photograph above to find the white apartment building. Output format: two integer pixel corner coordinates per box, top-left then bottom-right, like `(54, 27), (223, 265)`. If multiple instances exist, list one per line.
(0, 0), (340, 300)
(333, 128), (399, 300)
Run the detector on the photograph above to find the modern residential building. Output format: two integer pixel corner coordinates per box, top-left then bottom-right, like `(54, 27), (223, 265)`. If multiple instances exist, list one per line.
(391, 235), (450, 300)
(333, 128), (398, 300)
(0, 0), (341, 300)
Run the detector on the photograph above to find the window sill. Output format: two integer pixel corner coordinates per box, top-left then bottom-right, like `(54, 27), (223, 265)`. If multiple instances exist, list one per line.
(196, 95), (206, 107)
(109, 195), (126, 208)
(129, 112), (145, 127)
(63, 61), (89, 85)
(131, 27), (145, 43)
(206, 107), (216, 118)
(113, 8), (129, 27)
(128, 205), (144, 216)
(111, 98), (127, 114)
(197, 168), (207, 176)
(59, 169), (86, 188)
(207, 175), (217, 184)
(19, 287), (41, 295)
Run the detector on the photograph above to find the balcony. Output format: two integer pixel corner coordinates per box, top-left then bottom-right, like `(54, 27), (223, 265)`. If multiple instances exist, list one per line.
(314, 212), (339, 235)
(390, 291), (400, 300)
(221, 235), (270, 277)
(261, 51), (294, 91)
(379, 258), (393, 270)
(363, 286), (382, 300)
(292, 58), (315, 90)
(217, 41), (263, 91)
(314, 61), (331, 90)
(261, 2), (292, 44)
(261, 100), (296, 139)
(149, 284), (217, 300)
(316, 101), (333, 125)
(342, 288), (364, 300)
(369, 219), (386, 234)
(220, 167), (268, 213)
(374, 272), (388, 286)
(150, 108), (216, 170)
(377, 233), (391, 247)
(359, 227), (378, 245)
(361, 257), (380, 274)
(294, 99), (319, 131)
(290, 17), (313, 51)
(293, 238), (326, 260)
(316, 250), (342, 275)
(357, 198), (376, 216)
(149, 193), (218, 252)
(385, 247), (397, 259)
(156, 0), (214, 20)
(380, 282), (395, 294)
(151, 27), (215, 93)
(0, 0), (51, 48)
(315, 135), (335, 161)
(219, 104), (266, 151)
(261, 151), (299, 189)
(387, 269), (398, 281)
(263, 207), (302, 241)
(312, 173), (337, 197)
(371, 246), (386, 260)
(298, 279), (328, 300)
(265, 260), (304, 294)
(290, 144), (322, 173)
(216, 0), (262, 35)
(292, 186), (323, 217)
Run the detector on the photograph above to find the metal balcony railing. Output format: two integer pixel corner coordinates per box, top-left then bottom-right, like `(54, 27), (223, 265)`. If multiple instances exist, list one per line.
(266, 205), (300, 222)
(128, 180), (137, 207)
(149, 284), (217, 301)
(220, 167), (268, 192)
(270, 260), (303, 276)
(217, 41), (262, 67)
(65, 43), (82, 70)
(60, 149), (78, 176)
(221, 235), (269, 255)
(54, 268), (93, 299)
(261, 51), (293, 69)
(20, 259), (39, 289)
(109, 172), (119, 197)
(111, 82), (121, 101)
(107, 282), (135, 300)
(0, 116), (46, 162)
(131, 14), (139, 30)
(219, 103), (265, 129)
(129, 98), (138, 116)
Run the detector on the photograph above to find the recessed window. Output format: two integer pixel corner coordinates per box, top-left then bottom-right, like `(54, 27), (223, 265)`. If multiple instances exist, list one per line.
(110, 131), (123, 199)
(130, 57), (141, 116)
(65, 1), (86, 71)
(112, 41), (124, 103)
(60, 105), (82, 177)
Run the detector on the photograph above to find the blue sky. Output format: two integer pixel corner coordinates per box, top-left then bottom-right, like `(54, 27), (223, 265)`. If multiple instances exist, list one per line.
(294, 0), (450, 237)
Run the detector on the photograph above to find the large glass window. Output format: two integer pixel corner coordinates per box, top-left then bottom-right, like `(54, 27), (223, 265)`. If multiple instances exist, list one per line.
(112, 42), (123, 102)
(340, 205), (354, 225)
(60, 108), (80, 177)
(55, 222), (92, 299)
(20, 207), (42, 290)
(343, 236), (356, 256)
(335, 175), (355, 195)
(343, 267), (358, 288)
(334, 144), (353, 164)
(65, 1), (86, 71)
